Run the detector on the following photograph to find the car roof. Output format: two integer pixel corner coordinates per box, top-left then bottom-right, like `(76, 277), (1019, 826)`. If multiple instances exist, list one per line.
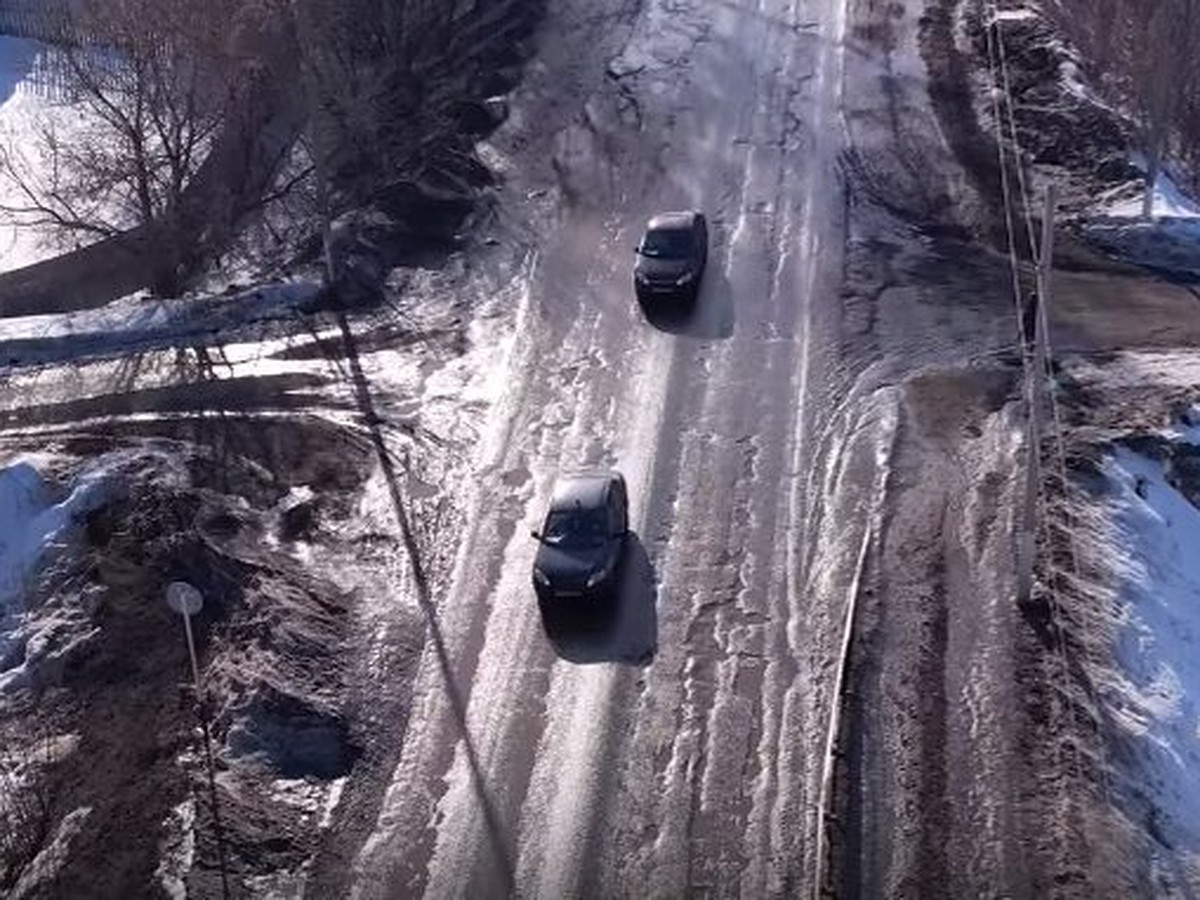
(549, 471), (619, 511)
(646, 211), (698, 231)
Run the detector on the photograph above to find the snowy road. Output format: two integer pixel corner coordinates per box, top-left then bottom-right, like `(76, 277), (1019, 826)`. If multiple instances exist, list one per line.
(0, 0), (1105, 894)
(350, 0), (863, 896)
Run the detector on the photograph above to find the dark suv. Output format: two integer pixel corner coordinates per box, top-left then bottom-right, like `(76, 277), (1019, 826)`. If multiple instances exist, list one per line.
(531, 471), (629, 609)
(633, 210), (708, 304)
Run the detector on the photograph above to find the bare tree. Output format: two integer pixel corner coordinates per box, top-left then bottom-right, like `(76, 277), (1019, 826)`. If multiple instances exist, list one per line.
(1133, 0), (1195, 217)
(1048, 0), (1200, 214)
(285, 0), (529, 302)
(0, 0), (242, 276)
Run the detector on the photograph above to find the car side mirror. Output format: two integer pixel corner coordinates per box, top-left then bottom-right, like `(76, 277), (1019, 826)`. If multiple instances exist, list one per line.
(531, 530), (542, 541)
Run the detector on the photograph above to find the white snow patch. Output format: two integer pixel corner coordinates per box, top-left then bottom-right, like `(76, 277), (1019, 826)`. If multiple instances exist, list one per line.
(1103, 444), (1200, 861)
(1082, 171), (1200, 278)
(991, 8), (1037, 22)
(1057, 55), (1116, 114)
(0, 456), (121, 691)
(155, 798), (197, 900)
(0, 281), (320, 370)
(0, 36), (52, 273)
(270, 776), (326, 814)
(1099, 170), (1200, 220)
(319, 776), (346, 829)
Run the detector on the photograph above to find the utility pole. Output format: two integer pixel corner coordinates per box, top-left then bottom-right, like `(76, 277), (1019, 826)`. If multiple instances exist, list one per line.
(1018, 184), (1056, 604)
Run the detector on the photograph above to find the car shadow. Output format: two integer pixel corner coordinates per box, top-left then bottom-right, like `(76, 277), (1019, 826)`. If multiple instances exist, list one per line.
(638, 265), (735, 340)
(541, 532), (658, 666)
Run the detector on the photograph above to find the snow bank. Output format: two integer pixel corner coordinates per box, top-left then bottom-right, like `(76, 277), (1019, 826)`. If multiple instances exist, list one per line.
(1075, 137), (1200, 281)
(1081, 216), (1200, 281)
(1098, 169), (1200, 220)
(1103, 441), (1200, 866)
(1081, 171), (1200, 280)
(0, 458), (115, 691)
(0, 280), (321, 371)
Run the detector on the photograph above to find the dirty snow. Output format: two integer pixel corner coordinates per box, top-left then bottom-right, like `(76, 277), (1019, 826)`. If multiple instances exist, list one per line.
(1103, 443), (1200, 867)
(991, 8), (1037, 23)
(0, 457), (116, 691)
(1099, 169), (1200, 220)
(0, 280), (320, 371)
(1082, 171), (1200, 279)
(154, 798), (196, 900)
(9, 806), (93, 896)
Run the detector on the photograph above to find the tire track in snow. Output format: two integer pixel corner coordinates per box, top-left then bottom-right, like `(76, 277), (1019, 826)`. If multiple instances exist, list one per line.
(354, 0), (855, 892)
(568, 0), (847, 894)
(352, 240), (638, 897)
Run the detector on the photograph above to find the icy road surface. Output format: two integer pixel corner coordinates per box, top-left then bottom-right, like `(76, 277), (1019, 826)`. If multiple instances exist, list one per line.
(0, 0), (1106, 893)
(351, 0), (861, 896)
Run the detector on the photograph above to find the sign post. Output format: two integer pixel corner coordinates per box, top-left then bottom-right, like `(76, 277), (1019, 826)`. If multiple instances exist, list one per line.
(165, 581), (230, 899)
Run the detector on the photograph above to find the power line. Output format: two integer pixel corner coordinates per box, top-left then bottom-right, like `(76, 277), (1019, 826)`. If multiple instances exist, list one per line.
(985, 0), (1116, 849)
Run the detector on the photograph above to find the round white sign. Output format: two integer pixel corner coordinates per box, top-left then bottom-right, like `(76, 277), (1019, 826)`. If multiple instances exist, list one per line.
(166, 581), (204, 617)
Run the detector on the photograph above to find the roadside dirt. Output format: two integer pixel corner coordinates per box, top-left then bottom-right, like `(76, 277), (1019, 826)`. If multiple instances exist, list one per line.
(0, 418), (402, 898)
(898, 0), (1200, 895)
(820, 0), (1192, 892)
(0, 0), (550, 891)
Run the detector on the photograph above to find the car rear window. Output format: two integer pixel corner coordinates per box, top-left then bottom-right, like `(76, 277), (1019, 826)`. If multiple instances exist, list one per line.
(640, 228), (695, 259)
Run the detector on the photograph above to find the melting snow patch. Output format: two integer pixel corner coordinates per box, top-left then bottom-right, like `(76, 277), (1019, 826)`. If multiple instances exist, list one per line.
(1079, 162), (1200, 280)
(0, 281), (321, 371)
(0, 457), (117, 691)
(991, 7), (1037, 22)
(1099, 169), (1200, 220)
(155, 798), (196, 900)
(1103, 442), (1200, 862)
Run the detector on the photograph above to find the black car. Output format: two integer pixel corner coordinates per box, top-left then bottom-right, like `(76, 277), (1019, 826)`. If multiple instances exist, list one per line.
(633, 210), (708, 304)
(531, 471), (629, 608)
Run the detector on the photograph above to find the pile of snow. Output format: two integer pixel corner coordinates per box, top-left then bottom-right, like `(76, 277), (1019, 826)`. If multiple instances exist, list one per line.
(1102, 437), (1200, 869)
(1097, 169), (1200, 220)
(0, 457), (115, 692)
(0, 280), (320, 371)
(1082, 169), (1200, 281)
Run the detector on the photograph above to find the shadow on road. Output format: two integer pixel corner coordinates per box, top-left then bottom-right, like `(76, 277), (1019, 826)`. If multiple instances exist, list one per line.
(639, 265), (735, 340)
(541, 532), (658, 665)
(328, 308), (517, 893)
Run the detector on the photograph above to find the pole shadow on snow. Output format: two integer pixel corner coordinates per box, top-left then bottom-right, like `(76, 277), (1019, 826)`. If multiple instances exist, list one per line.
(540, 533), (658, 666)
(332, 309), (517, 893)
(638, 264), (735, 340)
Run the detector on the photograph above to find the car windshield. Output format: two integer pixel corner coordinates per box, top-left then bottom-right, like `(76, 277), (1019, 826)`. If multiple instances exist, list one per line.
(543, 506), (607, 550)
(639, 227), (694, 259)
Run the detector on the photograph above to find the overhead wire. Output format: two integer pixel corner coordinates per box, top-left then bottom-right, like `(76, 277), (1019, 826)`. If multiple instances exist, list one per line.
(986, 0), (1116, 842)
